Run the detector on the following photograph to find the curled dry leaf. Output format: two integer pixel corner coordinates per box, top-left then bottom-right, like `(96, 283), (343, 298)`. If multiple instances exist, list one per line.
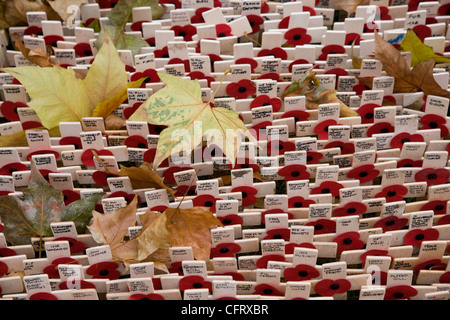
(13, 33), (54, 68)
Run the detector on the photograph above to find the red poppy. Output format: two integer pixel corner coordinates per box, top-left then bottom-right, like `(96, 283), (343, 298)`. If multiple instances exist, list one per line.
(375, 184), (409, 202)
(216, 24), (233, 38)
(130, 19), (151, 32)
(278, 16), (290, 29)
(278, 164), (310, 182)
(235, 57), (258, 73)
(438, 3), (450, 15)
(379, 6), (392, 20)
(256, 254), (285, 269)
(22, 121), (43, 130)
(250, 95), (281, 112)
(314, 278), (351, 296)
(264, 228), (290, 241)
(333, 202), (367, 217)
(304, 151), (322, 165)
(130, 69), (161, 87)
(168, 261), (183, 275)
(285, 242), (316, 254)
(171, 24), (197, 41)
(148, 123), (168, 135)
(154, 46), (169, 58)
(257, 47), (288, 60)
(438, 214), (450, 226)
(357, 103), (379, 124)
(288, 196), (316, 209)
(81, 149), (114, 167)
(314, 119), (338, 140)
(162, 166), (194, 184)
(333, 231), (365, 254)
(0, 100), (28, 121)
(390, 132), (424, 149)
(267, 140), (296, 156)
(396, 158), (423, 168)
(0, 162), (29, 176)
(54, 236), (86, 254)
(178, 275), (212, 292)
(59, 279), (96, 290)
(374, 215), (408, 232)
(420, 114), (449, 137)
(192, 194), (221, 213)
(86, 261), (121, 280)
(324, 68), (348, 79)
(62, 189), (81, 206)
(24, 25), (43, 36)
(311, 181), (343, 197)
(352, 80), (370, 96)
(228, 158), (260, 172)
(415, 168), (450, 186)
(217, 214), (243, 226)
(359, 249), (391, 266)
(159, 0), (181, 8)
(59, 136), (82, 149)
(324, 140), (355, 155)
(253, 283), (284, 296)
(44, 35), (64, 47)
(247, 14), (264, 34)
(261, 209), (294, 224)
(92, 170), (119, 186)
(412, 24), (432, 42)
(0, 247), (17, 257)
(38, 169), (54, 183)
(130, 293), (164, 300)
(108, 191), (139, 205)
(43, 257), (78, 279)
(190, 7), (209, 23)
(124, 135), (148, 149)
(145, 36), (155, 46)
(347, 164), (379, 183)
(284, 28), (312, 46)
(439, 272), (450, 284)
(0, 261), (8, 276)
(261, 0), (269, 13)
(284, 264), (320, 281)
(210, 242), (241, 258)
(0, 223), (4, 233)
(250, 121), (272, 140)
(167, 57), (190, 72)
(74, 42), (93, 57)
(231, 186), (258, 207)
(123, 102), (141, 119)
(281, 109), (309, 123)
(98, 0), (119, 8)
(226, 79), (256, 99)
(414, 259), (447, 273)
(150, 205), (168, 212)
(404, 228), (439, 247)
(26, 149), (60, 162)
(29, 292), (58, 300)
(345, 33), (361, 45)
(318, 45), (346, 61)
(288, 59), (310, 72)
(384, 285), (418, 300)
(188, 71), (215, 86)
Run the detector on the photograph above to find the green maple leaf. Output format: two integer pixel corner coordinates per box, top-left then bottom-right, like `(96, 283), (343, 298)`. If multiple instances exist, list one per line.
(129, 73), (256, 168)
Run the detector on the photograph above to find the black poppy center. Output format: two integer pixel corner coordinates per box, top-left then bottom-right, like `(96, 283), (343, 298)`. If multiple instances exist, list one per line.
(415, 234), (425, 241)
(84, 50), (92, 56)
(63, 195), (68, 201)
(427, 173), (437, 180)
(307, 156), (313, 162)
(321, 188), (330, 194)
(99, 269), (109, 276)
(238, 86), (247, 93)
(380, 128), (390, 133)
(387, 191), (396, 197)
(385, 219), (396, 226)
(393, 292), (404, 299)
(359, 171), (368, 178)
(365, 112), (374, 119)
(162, 53), (169, 58)
(242, 192), (248, 198)
(223, 219), (232, 224)
(425, 263), (435, 270)
(249, 21), (255, 26)
(293, 34), (302, 41)
(241, 163), (249, 169)
(193, 282), (203, 288)
(141, 297), (150, 300)
(347, 207), (356, 214)
(273, 234), (283, 239)
(144, 77), (151, 83)
(204, 201), (214, 207)
(154, 126), (163, 133)
(179, 30), (186, 37)
(294, 202), (303, 208)
(330, 283), (340, 290)
(343, 238), (353, 245)
(187, 189), (196, 196)
(9, 168), (18, 174)
(298, 270), (308, 277)
(262, 102), (271, 106)
(218, 32), (226, 37)
(314, 224), (323, 230)
(435, 204), (445, 211)
(429, 121), (438, 128)
(401, 138), (410, 144)
(277, 144), (283, 150)
(291, 171), (300, 177)
(263, 288), (273, 295)
(137, 142), (147, 148)
(219, 247), (229, 254)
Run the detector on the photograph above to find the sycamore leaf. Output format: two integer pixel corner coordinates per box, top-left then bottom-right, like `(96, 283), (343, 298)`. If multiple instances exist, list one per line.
(399, 29), (450, 67)
(0, 165), (103, 246)
(374, 32), (450, 99)
(129, 73), (255, 168)
(2, 0), (61, 28)
(0, 126), (60, 148)
(95, 25), (149, 57)
(335, 0), (369, 15)
(1, 34), (128, 130)
(46, 0), (88, 21)
(136, 211), (171, 261)
(107, 0), (166, 26)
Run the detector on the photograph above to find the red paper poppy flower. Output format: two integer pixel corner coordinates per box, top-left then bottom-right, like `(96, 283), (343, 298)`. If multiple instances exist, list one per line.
(324, 140), (355, 155)
(415, 168), (450, 186)
(251, 121), (272, 140)
(247, 14), (264, 34)
(374, 215), (408, 232)
(357, 103), (379, 124)
(256, 254), (285, 269)
(412, 24), (431, 42)
(281, 109), (310, 123)
(171, 24), (197, 41)
(24, 25), (43, 36)
(216, 24), (233, 38)
(288, 59), (310, 72)
(53, 236), (86, 254)
(404, 228), (439, 247)
(414, 259), (447, 273)
(159, 0), (181, 8)
(86, 261), (121, 280)
(278, 164), (310, 182)
(303, 151), (322, 165)
(318, 44), (346, 61)
(314, 119), (338, 140)
(285, 242), (316, 254)
(0, 246), (16, 258)
(130, 20), (150, 33)
(92, 170), (119, 186)
(81, 149), (114, 167)
(130, 293), (165, 300)
(62, 189), (81, 206)
(261, 209), (294, 224)
(333, 231), (365, 254)
(1, 100), (28, 121)
(210, 242), (241, 258)
(284, 264), (320, 281)
(261, 0), (269, 13)
(124, 135), (148, 149)
(311, 181), (343, 197)
(217, 214), (243, 226)
(167, 57), (190, 72)
(375, 184), (408, 202)
(359, 249), (391, 266)
(178, 275), (212, 292)
(168, 261), (183, 275)
(231, 186), (258, 207)
(438, 3), (450, 15)
(59, 136), (82, 149)
(162, 166), (193, 184)
(438, 214), (450, 226)
(284, 28), (312, 46)
(264, 228), (290, 241)
(253, 283), (284, 296)
(250, 95), (281, 112)
(347, 164), (379, 183)
(74, 42), (93, 57)
(109, 191), (139, 205)
(190, 7), (209, 23)
(29, 292), (58, 300)
(154, 46), (169, 58)
(175, 184), (197, 197)
(188, 71), (215, 87)
(0, 162), (29, 176)
(148, 123), (168, 135)
(315, 278), (351, 296)
(379, 6), (392, 20)
(226, 79), (256, 99)
(206, 54), (223, 72)
(59, 279), (96, 290)
(228, 158), (260, 172)
(324, 68), (348, 79)
(420, 114), (449, 137)
(257, 47), (288, 60)
(352, 80), (370, 96)
(123, 102), (141, 119)
(130, 69), (161, 87)
(26, 149), (60, 162)
(44, 35), (64, 47)
(192, 194), (221, 213)
(98, 0), (119, 8)
(390, 132), (424, 149)
(145, 36), (155, 46)
(22, 121), (43, 130)
(267, 140), (296, 156)
(384, 285), (418, 300)
(0, 261), (8, 276)
(235, 57), (258, 72)
(43, 257), (78, 279)
(288, 196), (316, 209)
(345, 33), (361, 45)
(439, 272), (450, 284)
(0, 223), (4, 232)
(396, 158), (423, 168)
(333, 202), (367, 217)
(278, 16), (290, 29)
(38, 169), (54, 183)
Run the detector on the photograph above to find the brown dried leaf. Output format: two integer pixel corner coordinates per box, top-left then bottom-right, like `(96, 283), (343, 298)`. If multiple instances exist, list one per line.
(13, 34), (54, 68)
(104, 114), (126, 130)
